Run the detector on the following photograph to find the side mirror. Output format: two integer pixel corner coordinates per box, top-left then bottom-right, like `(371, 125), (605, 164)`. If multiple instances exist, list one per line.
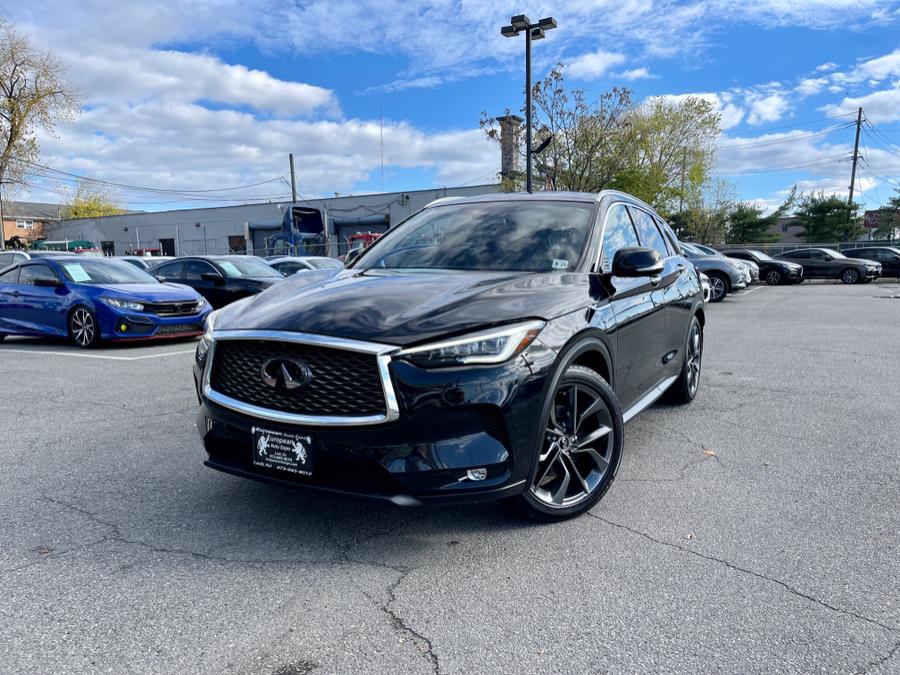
(611, 247), (664, 277)
(201, 271), (224, 284)
(34, 277), (63, 288)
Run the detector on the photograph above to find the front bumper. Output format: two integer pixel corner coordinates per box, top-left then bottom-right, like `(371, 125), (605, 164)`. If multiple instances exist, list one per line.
(99, 304), (212, 341)
(193, 339), (556, 504)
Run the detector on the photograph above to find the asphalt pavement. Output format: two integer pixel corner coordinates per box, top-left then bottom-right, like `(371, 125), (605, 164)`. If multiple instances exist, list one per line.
(1, 281), (899, 674)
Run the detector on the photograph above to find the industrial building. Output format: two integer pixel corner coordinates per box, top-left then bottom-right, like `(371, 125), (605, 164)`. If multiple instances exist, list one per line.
(44, 184), (501, 258)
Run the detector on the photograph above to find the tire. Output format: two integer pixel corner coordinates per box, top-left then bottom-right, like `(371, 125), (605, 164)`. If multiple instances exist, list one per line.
(69, 306), (101, 348)
(667, 317), (703, 405)
(707, 272), (729, 302)
(840, 267), (860, 285)
(503, 365), (624, 521)
(765, 269), (782, 285)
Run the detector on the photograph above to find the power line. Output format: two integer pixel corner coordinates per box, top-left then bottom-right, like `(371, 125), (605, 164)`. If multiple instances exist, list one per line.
(717, 154), (847, 175)
(717, 123), (851, 150)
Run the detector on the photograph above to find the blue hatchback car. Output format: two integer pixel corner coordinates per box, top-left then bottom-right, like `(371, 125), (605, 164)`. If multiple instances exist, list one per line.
(0, 256), (212, 348)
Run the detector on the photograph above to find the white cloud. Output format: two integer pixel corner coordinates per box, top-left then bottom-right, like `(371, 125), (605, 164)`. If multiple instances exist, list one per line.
(816, 62), (839, 72)
(795, 77), (828, 97)
(822, 88), (900, 122)
(651, 92), (746, 130)
(567, 50), (628, 80)
(618, 67), (655, 81)
(746, 93), (790, 124)
(831, 48), (900, 85)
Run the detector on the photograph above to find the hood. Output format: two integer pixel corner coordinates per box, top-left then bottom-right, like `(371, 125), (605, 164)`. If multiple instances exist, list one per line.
(690, 255), (741, 271)
(214, 268), (591, 346)
(88, 282), (202, 302)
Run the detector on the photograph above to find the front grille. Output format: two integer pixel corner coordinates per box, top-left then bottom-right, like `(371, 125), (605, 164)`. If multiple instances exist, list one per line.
(143, 300), (201, 316)
(209, 340), (387, 417)
(156, 322), (203, 335)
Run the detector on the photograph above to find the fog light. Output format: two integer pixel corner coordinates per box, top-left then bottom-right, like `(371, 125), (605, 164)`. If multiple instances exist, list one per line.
(119, 323), (128, 332)
(466, 468), (487, 481)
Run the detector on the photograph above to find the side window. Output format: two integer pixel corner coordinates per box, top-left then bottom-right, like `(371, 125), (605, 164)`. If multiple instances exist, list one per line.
(0, 253), (15, 268)
(185, 260), (216, 280)
(155, 261), (184, 279)
(807, 250), (824, 260)
(628, 207), (669, 257)
(600, 204), (640, 271)
(18, 263), (56, 285)
(785, 250), (807, 259)
(654, 215), (679, 255)
(0, 267), (19, 282)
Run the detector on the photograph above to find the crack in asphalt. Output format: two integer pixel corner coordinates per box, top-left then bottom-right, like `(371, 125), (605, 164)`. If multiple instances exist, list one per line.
(21, 495), (443, 675)
(587, 513), (899, 635)
(856, 639), (900, 674)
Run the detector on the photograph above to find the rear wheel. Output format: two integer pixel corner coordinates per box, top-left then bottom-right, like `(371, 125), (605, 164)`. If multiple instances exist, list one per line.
(504, 365), (623, 521)
(69, 307), (101, 348)
(707, 272), (729, 302)
(765, 269), (782, 285)
(840, 267), (860, 284)
(667, 317), (703, 404)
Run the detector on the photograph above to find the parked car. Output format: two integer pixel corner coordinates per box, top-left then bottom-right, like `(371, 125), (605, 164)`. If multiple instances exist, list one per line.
(194, 190), (705, 521)
(680, 243), (749, 301)
(692, 244), (760, 283)
(267, 256), (344, 276)
(0, 250), (77, 270)
(149, 255), (284, 308)
(843, 246), (900, 279)
(776, 248), (881, 284)
(120, 255), (175, 272)
(719, 248), (804, 285)
(0, 257), (211, 348)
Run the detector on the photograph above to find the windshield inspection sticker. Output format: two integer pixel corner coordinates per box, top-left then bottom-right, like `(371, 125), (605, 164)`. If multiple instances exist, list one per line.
(552, 258), (570, 270)
(62, 263), (91, 282)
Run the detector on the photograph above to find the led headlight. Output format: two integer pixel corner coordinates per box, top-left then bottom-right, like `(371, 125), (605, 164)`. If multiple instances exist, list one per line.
(398, 320), (545, 367)
(196, 310), (218, 366)
(101, 297), (144, 311)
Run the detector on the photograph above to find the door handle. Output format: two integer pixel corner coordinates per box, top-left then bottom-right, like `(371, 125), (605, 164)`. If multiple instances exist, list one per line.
(649, 275), (662, 286)
(677, 263), (686, 272)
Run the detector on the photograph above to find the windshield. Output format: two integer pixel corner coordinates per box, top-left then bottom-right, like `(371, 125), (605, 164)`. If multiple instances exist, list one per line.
(216, 258), (284, 278)
(820, 248), (845, 259)
(306, 257), (343, 270)
(748, 250), (773, 261)
(59, 260), (159, 284)
(355, 201), (595, 272)
(680, 243), (704, 256)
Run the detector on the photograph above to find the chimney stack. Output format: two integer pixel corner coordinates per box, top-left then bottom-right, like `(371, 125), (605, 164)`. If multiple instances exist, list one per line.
(496, 115), (523, 182)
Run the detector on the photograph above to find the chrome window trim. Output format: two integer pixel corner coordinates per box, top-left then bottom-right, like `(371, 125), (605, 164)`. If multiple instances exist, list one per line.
(203, 330), (401, 427)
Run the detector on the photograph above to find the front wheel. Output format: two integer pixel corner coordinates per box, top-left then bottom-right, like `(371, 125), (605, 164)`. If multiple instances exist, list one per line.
(69, 307), (101, 348)
(765, 269), (782, 285)
(707, 273), (729, 302)
(841, 268), (860, 284)
(504, 365), (623, 521)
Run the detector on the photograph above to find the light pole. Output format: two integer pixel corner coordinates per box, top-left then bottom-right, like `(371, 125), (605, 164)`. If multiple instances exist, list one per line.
(502, 14), (557, 193)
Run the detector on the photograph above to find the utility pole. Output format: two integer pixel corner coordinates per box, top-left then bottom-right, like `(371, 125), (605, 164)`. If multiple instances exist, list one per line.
(289, 153), (298, 204)
(679, 147), (688, 214)
(847, 106), (863, 221)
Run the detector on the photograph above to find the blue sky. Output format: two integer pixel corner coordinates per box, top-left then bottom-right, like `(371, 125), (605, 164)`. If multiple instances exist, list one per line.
(8, 1), (900, 212)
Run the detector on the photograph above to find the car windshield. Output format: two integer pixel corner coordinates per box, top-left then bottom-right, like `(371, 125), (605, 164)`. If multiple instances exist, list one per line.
(355, 201), (595, 272)
(59, 260), (159, 284)
(306, 257), (343, 269)
(820, 248), (845, 258)
(680, 243), (704, 256)
(215, 258), (284, 278)
(748, 250), (774, 261)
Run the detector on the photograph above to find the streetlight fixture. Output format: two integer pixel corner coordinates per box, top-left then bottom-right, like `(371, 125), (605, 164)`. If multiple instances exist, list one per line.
(501, 14), (557, 193)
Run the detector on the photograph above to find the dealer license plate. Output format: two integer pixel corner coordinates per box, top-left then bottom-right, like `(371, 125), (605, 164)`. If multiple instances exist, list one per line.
(251, 427), (314, 477)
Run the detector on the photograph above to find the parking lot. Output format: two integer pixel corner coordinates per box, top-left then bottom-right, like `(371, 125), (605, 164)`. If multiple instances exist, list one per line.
(1, 281), (899, 674)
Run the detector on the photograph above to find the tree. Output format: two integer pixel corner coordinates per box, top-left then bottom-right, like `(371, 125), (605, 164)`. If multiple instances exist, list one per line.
(63, 180), (125, 219)
(667, 177), (735, 243)
(872, 189), (900, 239)
(0, 20), (80, 191)
(794, 192), (863, 242)
(726, 188), (796, 244)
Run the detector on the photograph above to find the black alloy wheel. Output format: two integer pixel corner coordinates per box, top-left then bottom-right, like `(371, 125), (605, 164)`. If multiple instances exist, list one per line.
(507, 365), (623, 521)
(766, 269), (782, 285)
(841, 268), (860, 284)
(707, 273), (729, 302)
(69, 307), (100, 348)
(668, 317), (703, 404)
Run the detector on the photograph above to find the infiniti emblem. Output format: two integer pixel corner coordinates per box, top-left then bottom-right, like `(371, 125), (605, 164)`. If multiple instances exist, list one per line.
(260, 357), (312, 391)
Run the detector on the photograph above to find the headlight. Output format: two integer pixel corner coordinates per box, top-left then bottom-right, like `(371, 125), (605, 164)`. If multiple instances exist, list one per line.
(397, 320), (545, 367)
(101, 297), (144, 311)
(196, 310), (218, 366)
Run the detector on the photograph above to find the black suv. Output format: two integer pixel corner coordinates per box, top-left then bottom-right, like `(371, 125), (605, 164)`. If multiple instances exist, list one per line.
(843, 246), (900, 279)
(776, 247), (880, 284)
(150, 255), (284, 308)
(719, 248), (803, 285)
(193, 192), (705, 520)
